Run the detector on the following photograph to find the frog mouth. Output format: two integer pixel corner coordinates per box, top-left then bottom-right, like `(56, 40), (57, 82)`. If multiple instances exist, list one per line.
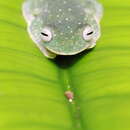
(45, 43), (93, 56)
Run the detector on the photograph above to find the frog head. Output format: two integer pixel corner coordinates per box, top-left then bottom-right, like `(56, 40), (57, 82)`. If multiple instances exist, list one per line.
(29, 1), (101, 55)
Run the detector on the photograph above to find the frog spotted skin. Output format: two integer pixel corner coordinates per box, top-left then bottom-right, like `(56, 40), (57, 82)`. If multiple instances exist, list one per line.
(22, 0), (103, 59)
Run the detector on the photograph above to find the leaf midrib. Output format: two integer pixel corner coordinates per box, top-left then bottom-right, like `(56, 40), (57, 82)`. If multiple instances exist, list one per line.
(58, 67), (84, 130)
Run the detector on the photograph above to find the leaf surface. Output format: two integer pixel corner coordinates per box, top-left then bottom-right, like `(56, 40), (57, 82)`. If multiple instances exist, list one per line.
(0, 0), (130, 129)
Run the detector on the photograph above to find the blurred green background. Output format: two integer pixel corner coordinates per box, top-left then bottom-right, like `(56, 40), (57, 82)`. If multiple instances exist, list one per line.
(0, 0), (130, 129)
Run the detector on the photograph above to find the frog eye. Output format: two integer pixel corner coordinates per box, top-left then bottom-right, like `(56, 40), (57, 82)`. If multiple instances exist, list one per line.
(41, 27), (53, 42)
(83, 26), (94, 41)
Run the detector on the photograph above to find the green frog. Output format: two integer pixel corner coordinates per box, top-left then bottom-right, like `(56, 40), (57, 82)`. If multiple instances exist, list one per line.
(22, 0), (103, 58)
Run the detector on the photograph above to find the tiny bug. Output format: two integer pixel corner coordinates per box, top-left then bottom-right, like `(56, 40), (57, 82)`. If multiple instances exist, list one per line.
(65, 90), (74, 102)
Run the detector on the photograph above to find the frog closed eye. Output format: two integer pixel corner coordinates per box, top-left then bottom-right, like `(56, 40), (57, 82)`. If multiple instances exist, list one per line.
(83, 26), (94, 41)
(40, 27), (53, 42)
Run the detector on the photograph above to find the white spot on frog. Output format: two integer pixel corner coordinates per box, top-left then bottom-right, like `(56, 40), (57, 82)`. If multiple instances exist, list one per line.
(60, 32), (63, 35)
(67, 26), (70, 29)
(70, 30), (73, 33)
(63, 1), (67, 4)
(54, 34), (57, 37)
(58, 20), (62, 23)
(65, 18), (69, 21)
(57, 15), (60, 18)
(68, 8), (72, 12)
(59, 9), (62, 12)
(65, 37), (69, 40)
(44, 9), (48, 13)
(33, 8), (41, 16)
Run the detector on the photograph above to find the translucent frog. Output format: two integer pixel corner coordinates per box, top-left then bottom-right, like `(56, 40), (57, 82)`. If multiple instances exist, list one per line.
(22, 0), (103, 59)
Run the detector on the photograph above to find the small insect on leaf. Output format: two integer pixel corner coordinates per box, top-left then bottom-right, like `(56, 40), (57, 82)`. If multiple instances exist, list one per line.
(65, 90), (74, 102)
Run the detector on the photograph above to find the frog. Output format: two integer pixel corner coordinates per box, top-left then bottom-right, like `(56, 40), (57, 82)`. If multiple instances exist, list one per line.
(22, 0), (103, 59)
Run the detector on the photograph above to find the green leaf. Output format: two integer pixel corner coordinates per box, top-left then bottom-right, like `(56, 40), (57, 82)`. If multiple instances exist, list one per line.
(0, 0), (130, 129)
